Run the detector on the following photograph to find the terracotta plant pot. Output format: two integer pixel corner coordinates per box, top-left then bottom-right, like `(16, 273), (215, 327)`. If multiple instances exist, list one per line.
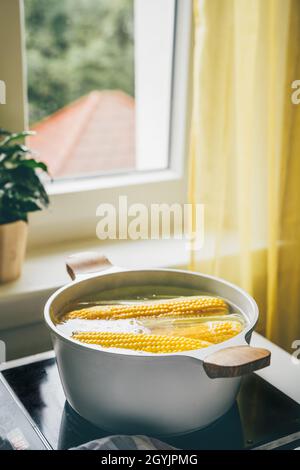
(0, 220), (28, 283)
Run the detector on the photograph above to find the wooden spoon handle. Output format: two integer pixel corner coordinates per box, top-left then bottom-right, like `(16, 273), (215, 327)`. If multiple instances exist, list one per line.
(203, 345), (271, 379)
(66, 252), (113, 280)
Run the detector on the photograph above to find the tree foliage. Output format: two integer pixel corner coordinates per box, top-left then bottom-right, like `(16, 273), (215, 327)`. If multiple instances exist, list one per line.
(25, 0), (134, 123)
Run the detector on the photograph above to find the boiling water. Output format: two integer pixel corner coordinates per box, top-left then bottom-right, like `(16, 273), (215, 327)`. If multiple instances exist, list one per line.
(55, 285), (247, 353)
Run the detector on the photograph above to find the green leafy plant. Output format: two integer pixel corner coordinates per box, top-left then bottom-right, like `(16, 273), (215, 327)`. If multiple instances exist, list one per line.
(0, 128), (49, 224)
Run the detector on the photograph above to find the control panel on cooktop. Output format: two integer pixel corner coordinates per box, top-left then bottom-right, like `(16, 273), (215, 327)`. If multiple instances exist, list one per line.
(0, 376), (48, 450)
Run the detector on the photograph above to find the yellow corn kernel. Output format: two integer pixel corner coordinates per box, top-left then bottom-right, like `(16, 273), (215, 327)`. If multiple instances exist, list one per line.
(72, 331), (212, 353)
(154, 320), (243, 344)
(64, 296), (229, 321)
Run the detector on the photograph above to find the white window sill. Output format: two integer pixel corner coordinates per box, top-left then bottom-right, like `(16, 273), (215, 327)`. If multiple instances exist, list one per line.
(46, 168), (182, 196)
(0, 237), (190, 299)
(0, 238), (190, 331)
(0, 230), (246, 301)
(0, 233), (266, 331)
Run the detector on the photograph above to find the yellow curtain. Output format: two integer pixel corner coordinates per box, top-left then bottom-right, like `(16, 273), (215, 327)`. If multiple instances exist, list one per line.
(189, 0), (300, 351)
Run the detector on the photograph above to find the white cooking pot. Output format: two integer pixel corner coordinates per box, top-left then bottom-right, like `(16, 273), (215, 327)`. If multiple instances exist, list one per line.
(44, 253), (270, 436)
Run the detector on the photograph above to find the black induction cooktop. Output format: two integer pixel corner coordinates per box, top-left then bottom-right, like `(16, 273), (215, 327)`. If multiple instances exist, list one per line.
(1, 356), (300, 450)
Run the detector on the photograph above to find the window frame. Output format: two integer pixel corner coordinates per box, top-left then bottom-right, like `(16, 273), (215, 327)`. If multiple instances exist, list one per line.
(0, 0), (192, 248)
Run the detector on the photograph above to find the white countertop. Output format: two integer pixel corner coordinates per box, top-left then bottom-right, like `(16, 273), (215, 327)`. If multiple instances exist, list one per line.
(251, 333), (300, 404)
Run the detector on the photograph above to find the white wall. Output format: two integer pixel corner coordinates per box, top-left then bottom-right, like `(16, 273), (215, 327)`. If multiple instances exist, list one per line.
(134, 0), (176, 170)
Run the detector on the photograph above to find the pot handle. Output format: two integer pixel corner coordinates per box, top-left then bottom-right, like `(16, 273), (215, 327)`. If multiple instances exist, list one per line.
(66, 252), (114, 280)
(203, 345), (271, 379)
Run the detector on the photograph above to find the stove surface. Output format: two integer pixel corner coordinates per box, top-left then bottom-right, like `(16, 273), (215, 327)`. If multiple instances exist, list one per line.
(1, 357), (300, 450)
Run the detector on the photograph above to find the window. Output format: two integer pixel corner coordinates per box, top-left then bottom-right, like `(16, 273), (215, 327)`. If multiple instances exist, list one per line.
(25, 0), (136, 179)
(24, 0), (176, 179)
(0, 0), (192, 247)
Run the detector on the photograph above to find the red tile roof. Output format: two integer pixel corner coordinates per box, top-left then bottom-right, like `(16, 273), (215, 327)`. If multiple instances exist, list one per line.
(28, 90), (135, 178)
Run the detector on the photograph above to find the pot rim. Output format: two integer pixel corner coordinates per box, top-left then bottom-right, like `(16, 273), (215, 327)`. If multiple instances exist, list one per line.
(44, 267), (258, 360)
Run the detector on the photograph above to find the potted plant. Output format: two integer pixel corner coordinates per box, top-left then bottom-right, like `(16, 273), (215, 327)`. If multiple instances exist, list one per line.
(0, 129), (49, 283)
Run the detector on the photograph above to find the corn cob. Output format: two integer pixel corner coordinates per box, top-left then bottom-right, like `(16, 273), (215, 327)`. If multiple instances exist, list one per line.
(72, 331), (212, 353)
(64, 296), (229, 321)
(153, 320), (243, 344)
